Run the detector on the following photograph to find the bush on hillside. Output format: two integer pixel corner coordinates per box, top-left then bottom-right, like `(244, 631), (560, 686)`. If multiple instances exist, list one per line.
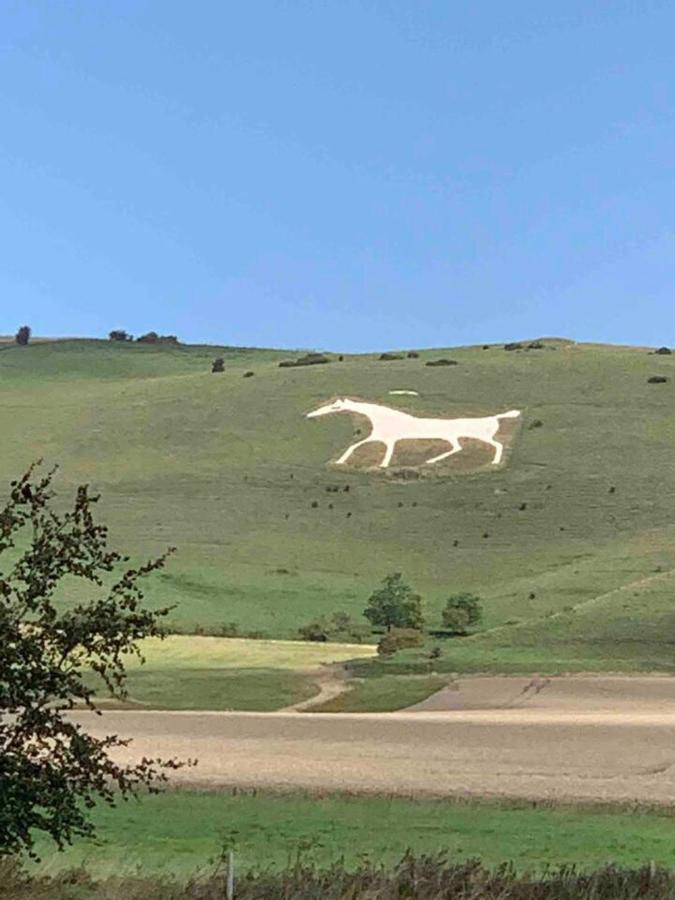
(378, 352), (404, 361)
(377, 627), (424, 656)
(136, 332), (179, 344)
(364, 573), (424, 632)
(527, 340), (545, 349)
(655, 347), (672, 355)
(297, 619), (330, 642)
(425, 358), (458, 367)
(407, 350), (420, 358)
(528, 419), (544, 429)
(211, 357), (225, 373)
(647, 375), (668, 383)
(14, 325), (30, 346)
(504, 342), (523, 351)
(442, 592), (483, 635)
(278, 353), (330, 368)
(108, 330), (132, 342)
(243, 370), (255, 377)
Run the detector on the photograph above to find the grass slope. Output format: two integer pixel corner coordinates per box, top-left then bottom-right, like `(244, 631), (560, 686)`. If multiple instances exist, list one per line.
(30, 790), (675, 879)
(3, 338), (675, 672)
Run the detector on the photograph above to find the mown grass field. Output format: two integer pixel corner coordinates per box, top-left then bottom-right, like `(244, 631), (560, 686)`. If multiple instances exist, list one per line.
(90, 636), (375, 710)
(29, 790), (675, 879)
(3, 337), (675, 677)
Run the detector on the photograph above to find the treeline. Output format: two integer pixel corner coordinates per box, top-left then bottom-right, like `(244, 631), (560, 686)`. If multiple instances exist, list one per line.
(109, 330), (179, 344)
(3, 854), (672, 899)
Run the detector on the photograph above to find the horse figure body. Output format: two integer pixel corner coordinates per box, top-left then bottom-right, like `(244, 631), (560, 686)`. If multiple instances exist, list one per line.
(307, 398), (521, 468)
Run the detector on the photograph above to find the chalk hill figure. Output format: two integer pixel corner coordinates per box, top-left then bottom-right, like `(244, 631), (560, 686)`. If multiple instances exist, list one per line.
(307, 398), (521, 468)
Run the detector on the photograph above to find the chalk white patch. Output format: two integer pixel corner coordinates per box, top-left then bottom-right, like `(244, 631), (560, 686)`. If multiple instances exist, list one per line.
(306, 398), (521, 468)
(389, 390), (419, 396)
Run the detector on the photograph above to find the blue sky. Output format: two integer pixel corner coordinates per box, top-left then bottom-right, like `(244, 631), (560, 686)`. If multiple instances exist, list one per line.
(2, 2), (675, 351)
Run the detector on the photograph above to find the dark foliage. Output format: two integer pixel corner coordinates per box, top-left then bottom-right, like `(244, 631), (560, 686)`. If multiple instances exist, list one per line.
(654, 347), (672, 355)
(0, 465), (186, 859)
(442, 593), (483, 635)
(136, 332), (179, 344)
(364, 573), (424, 632)
(14, 327), (30, 347)
(528, 419), (543, 429)
(377, 627), (424, 656)
(278, 353), (329, 368)
(647, 375), (668, 384)
(425, 358), (458, 367)
(297, 619), (329, 642)
(243, 371), (255, 378)
(527, 340), (545, 349)
(407, 351), (420, 358)
(378, 352), (404, 361)
(108, 331), (132, 342)
(504, 342), (523, 351)
(211, 358), (225, 373)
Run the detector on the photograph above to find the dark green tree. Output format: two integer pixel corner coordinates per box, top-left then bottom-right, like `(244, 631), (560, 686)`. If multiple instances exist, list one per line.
(15, 326), (31, 346)
(0, 464), (187, 859)
(442, 592), (482, 635)
(363, 573), (424, 632)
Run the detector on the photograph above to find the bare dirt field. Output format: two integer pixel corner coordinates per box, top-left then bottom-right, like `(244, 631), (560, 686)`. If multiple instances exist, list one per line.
(72, 676), (675, 805)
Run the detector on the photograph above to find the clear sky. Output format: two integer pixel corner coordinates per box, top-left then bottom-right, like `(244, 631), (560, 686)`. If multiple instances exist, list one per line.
(2, 2), (675, 351)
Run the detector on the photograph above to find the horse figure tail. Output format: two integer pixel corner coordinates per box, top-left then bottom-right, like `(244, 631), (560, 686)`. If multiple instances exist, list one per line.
(497, 409), (521, 419)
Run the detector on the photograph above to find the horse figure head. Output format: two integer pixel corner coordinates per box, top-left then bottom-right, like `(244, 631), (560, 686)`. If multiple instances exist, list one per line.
(306, 398), (352, 418)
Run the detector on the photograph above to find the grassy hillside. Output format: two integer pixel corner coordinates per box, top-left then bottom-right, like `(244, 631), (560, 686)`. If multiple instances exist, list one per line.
(2, 337), (675, 673)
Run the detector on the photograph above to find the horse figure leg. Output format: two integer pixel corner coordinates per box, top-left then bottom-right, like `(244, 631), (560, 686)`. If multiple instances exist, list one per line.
(489, 439), (504, 464)
(426, 439), (461, 465)
(379, 440), (396, 468)
(336, 438), (371, 465)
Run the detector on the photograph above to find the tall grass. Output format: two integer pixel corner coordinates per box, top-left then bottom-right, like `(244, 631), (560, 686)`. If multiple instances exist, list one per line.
(3, 853), (673, 899)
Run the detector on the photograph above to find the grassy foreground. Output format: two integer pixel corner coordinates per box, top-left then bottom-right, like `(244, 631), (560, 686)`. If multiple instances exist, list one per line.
(30, 790), (675, 879)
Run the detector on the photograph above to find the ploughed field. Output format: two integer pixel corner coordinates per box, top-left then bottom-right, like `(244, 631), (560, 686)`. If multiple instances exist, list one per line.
(72, 675), (675, 805)
(3, 337), (675, 674)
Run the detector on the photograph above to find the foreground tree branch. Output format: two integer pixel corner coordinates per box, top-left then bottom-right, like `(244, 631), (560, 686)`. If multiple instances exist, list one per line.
(0, 463), (189, 858)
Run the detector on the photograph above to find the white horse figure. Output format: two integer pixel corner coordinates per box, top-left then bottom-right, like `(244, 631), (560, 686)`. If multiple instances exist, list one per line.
(307, 398), (521, 468)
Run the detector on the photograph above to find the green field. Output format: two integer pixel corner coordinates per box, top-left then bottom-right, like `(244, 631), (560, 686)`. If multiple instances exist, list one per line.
(91, 635), (375, 710)
(29, 790), (675, 879)
(3, 337), (675, 677)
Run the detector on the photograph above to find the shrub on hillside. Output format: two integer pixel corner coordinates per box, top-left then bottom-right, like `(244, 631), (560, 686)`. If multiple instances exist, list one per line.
(243, 370), (255, 377)
(407, 350), (419, 358)
(297, 619), (330, 642)
(211, 357), (225, 373)
(278, 353), (329, 368)
(377, 627), (424, 656)
(425, 358), (458, 367)
(527, 340), (545, 349)
(136, 332), (179, 344)
(378, 352), (404, 361)
(364, 573), (424, 632)
(108, 330), (132, 342)
(648, 375), (668, 383)
(442, 593), (483, 635)
(528, 419), (544, 429)
(14, 325), (31, 346)
(655, 347), (672, 355)
(504, 342), (523, 351)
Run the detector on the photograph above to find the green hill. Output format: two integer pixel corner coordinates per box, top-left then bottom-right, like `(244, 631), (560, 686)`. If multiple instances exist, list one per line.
(3, 336), (675, 673)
